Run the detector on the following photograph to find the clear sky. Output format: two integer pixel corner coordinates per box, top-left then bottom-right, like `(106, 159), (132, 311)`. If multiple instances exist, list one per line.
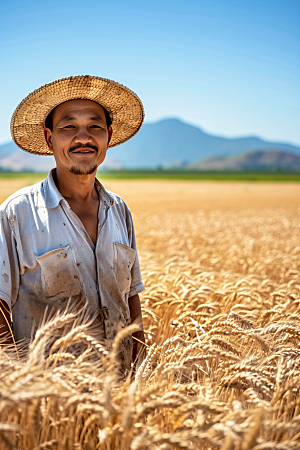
(0, 0), (299, 145)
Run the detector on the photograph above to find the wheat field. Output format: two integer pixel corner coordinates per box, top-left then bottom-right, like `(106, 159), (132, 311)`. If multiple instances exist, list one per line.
(1, 179), (300, 449)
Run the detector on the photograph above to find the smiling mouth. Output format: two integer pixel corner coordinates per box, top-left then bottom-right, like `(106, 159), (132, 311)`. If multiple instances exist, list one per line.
(72, 149), (95, 154)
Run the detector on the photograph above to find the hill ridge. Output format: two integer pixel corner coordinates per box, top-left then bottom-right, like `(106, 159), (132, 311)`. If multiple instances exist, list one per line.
(188, 149), (300, 170)
(1, 118), (300, 171)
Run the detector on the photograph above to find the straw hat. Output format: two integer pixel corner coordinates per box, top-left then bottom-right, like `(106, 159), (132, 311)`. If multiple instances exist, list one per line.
(10, 75), (144, 155)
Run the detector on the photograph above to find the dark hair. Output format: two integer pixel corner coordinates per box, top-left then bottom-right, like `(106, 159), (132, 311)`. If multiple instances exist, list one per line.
(44, 102), (112, 131)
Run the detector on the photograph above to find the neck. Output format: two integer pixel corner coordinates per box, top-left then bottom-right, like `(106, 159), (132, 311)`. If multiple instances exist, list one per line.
(54, 167), (98, 204)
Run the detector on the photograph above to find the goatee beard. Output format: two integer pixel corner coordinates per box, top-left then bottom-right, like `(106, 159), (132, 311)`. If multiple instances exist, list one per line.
(70, 165), (97, 175)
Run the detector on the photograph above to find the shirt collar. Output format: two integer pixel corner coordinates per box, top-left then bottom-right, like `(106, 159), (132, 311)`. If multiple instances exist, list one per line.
(43, 169), (114, 209)
(43, 169), (65, 209)
(95, 178), (115, 207)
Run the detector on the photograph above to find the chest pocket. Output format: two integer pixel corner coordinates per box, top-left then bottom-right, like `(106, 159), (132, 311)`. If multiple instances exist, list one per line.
(36, 244), (83, 300)
(113, 242), (136, 295)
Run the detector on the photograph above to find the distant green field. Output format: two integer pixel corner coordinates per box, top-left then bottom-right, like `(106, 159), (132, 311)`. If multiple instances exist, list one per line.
(0, 173), (47, 181)
(1, 170), (300, 182)
(97, 170), (300, 182)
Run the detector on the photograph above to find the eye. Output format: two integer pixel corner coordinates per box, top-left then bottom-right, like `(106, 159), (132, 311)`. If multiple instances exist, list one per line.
(90, 124), (101, 128)
(64, 125), (76, 129)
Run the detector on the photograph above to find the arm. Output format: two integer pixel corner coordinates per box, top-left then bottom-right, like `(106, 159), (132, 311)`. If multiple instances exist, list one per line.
(0, 210), (19, 347)
(128, 294), (145, 362)
(0, 299), (13, 345)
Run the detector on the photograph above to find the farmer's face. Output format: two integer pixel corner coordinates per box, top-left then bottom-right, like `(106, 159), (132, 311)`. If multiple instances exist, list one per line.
(44, 99), (112, 175)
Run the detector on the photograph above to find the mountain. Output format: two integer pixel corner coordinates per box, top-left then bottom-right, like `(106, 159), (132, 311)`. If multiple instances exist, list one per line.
(0, 142), (56, 172)
(1, 118), (300, 171)
(108, 118), (300, 168)
(189, 150), (300, 171)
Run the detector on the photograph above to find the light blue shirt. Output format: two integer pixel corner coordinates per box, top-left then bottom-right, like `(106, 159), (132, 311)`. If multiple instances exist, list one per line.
(0, 169), (144, 345)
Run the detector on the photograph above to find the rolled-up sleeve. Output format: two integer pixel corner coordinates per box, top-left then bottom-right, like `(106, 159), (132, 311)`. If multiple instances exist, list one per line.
(127, 210), (145, 298)
(0, 211), (19, 309)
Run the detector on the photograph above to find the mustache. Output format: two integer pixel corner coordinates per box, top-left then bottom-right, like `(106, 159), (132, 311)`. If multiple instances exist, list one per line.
(69, 143), (98, 153)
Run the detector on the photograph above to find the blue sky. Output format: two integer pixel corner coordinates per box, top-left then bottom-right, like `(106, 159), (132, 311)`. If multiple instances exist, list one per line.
(0, 0), (299, 145)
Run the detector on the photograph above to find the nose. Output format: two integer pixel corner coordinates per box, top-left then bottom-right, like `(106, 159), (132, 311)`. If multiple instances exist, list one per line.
(74, 125), (92, 145)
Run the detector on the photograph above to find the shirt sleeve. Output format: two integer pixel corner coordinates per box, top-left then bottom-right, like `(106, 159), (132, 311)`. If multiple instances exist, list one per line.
(0, 211), (19, 309)
(126, 208), (145, 298)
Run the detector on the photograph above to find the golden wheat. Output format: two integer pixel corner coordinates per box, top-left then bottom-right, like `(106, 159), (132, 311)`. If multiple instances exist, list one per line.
(0, 184), (300, 449)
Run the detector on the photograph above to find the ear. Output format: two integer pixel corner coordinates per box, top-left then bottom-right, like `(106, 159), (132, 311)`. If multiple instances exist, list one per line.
(107, 126), (113, 146)
(44, 128), (53, 152)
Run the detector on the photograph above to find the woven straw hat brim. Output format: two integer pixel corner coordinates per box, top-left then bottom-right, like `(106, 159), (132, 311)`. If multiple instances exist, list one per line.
(10, 75), (145, 156)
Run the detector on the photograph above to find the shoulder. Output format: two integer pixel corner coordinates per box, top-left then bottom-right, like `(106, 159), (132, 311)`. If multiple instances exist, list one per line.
(100, 187), (134, 231)
(96, 178), (130, 212)
(105, 189), (127, 208)
(0, 181), (44, 217)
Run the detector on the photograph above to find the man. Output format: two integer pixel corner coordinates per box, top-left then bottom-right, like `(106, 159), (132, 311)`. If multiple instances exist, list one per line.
(0, 75), (145, 370)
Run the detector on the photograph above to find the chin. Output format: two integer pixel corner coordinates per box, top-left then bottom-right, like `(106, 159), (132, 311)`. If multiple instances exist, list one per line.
(70, 164), (98, 175)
